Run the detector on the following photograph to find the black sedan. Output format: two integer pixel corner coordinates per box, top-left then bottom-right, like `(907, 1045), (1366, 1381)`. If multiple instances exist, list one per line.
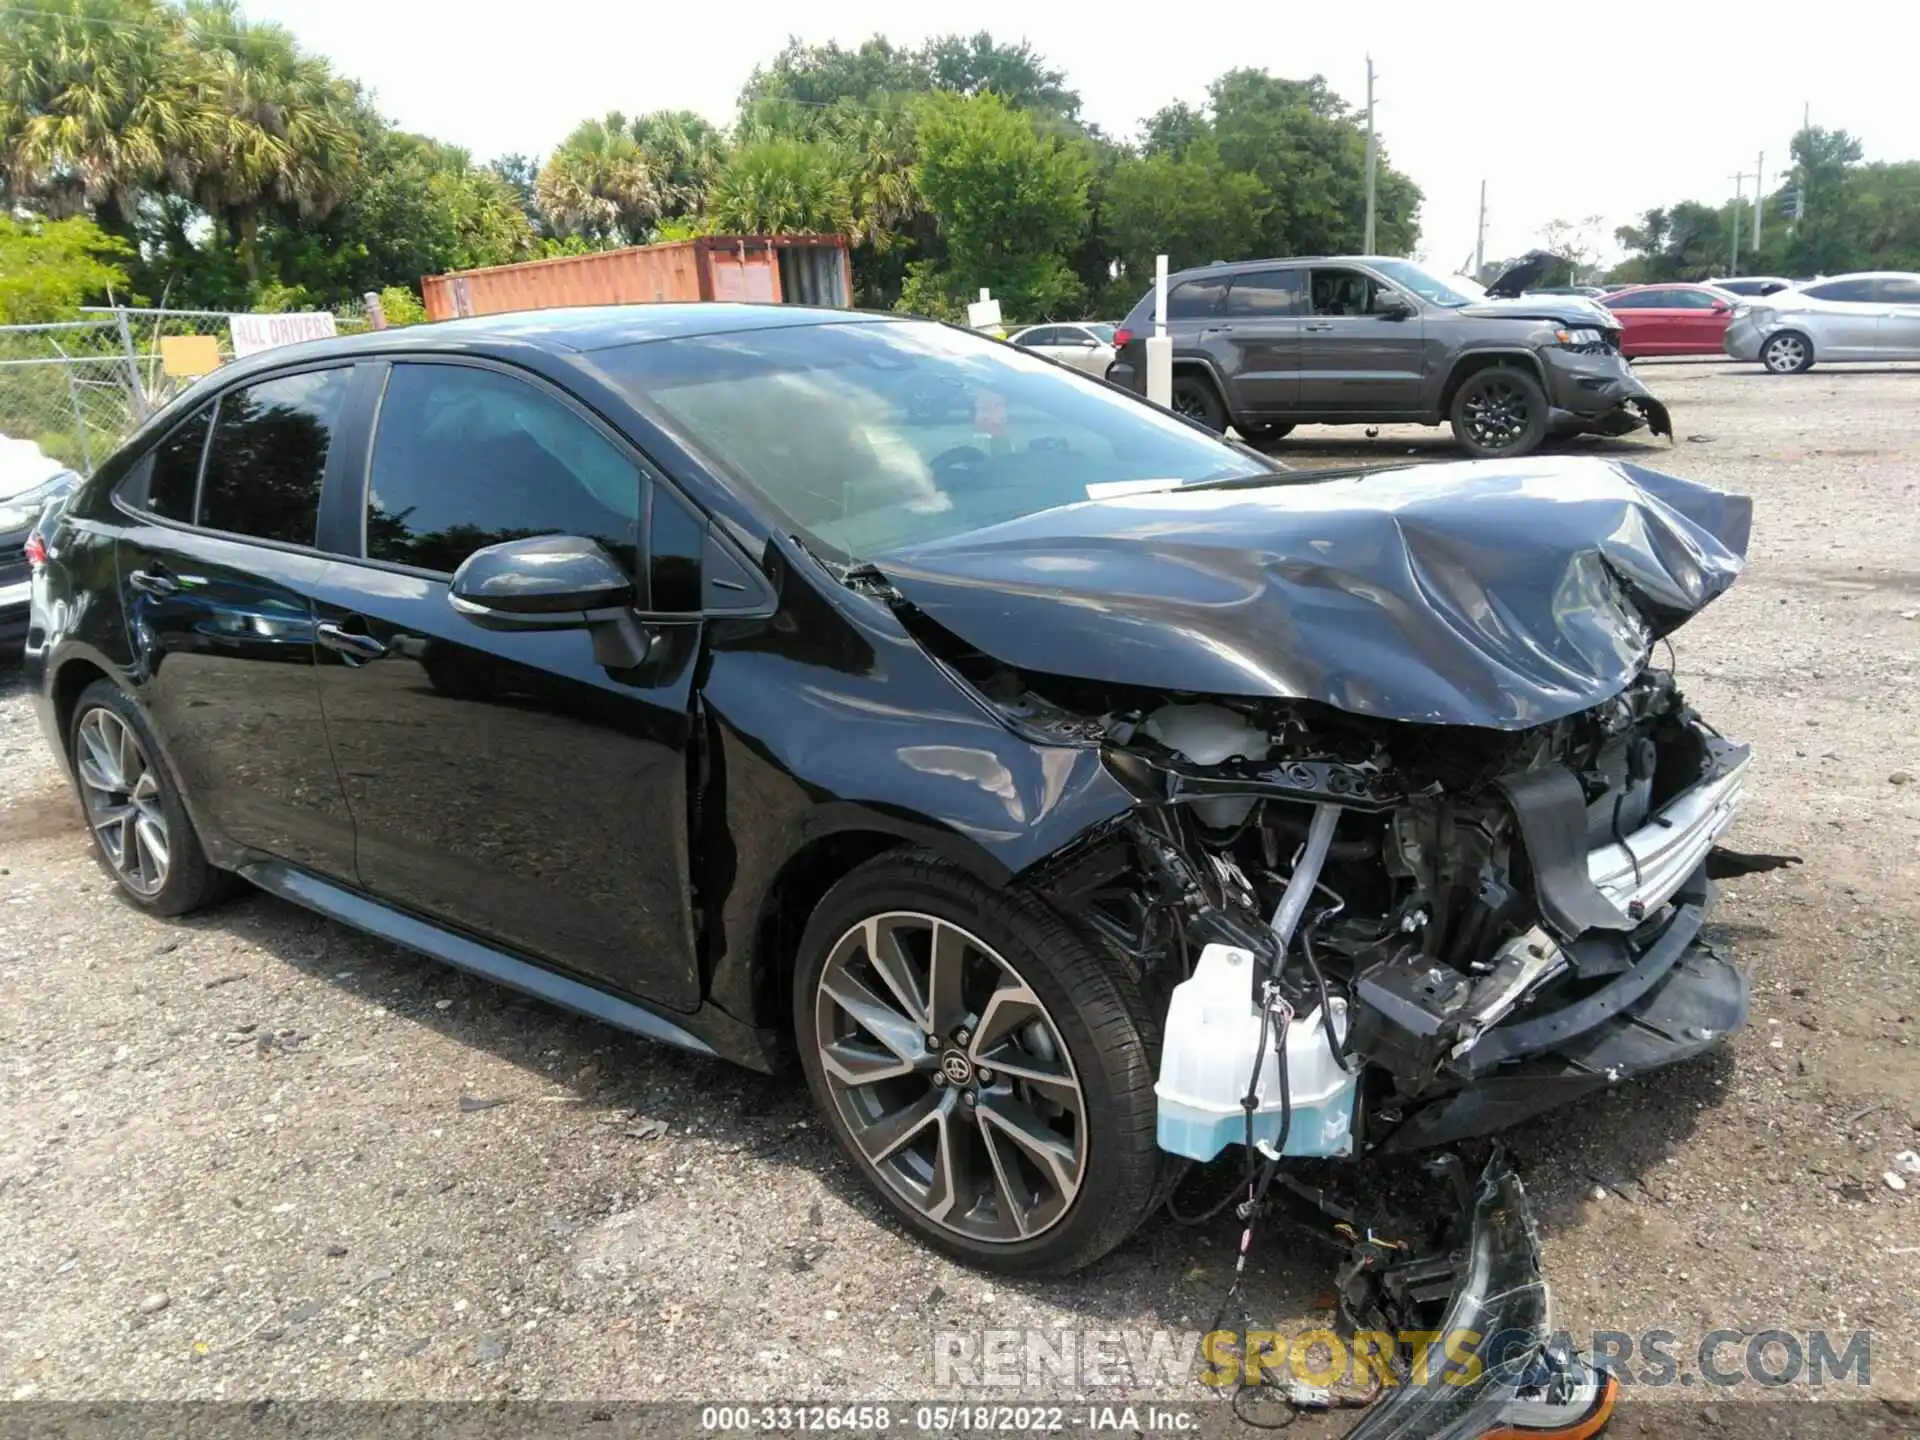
(23, 305), (1754, 1297)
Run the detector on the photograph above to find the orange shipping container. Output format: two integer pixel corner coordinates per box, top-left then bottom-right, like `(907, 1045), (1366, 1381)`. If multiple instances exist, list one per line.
(421, 234), (851, 321)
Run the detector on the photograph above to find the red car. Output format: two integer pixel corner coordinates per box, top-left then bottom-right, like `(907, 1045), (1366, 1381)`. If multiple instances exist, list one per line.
(1600, 283), (1738, 357)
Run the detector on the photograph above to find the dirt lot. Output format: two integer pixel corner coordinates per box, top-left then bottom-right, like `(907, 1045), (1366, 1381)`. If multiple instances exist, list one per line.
(1, 358), (1917, 1436)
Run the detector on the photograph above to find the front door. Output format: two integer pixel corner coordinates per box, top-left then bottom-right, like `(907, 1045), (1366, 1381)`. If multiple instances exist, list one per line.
(1298, 268), (1427, 414)
(113, 368), (358, 880)
(312, 359), (704, 1010)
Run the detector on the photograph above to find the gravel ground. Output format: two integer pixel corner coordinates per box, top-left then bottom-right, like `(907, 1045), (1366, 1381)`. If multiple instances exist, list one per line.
(1, 358), (1917, 1437)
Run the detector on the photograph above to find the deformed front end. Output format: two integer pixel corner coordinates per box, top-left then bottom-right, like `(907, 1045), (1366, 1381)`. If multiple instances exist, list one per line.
(868, 455), (1757, 1162)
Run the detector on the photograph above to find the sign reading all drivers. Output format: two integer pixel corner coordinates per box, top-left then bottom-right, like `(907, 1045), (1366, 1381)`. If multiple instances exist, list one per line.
(227, 311), (338, 359)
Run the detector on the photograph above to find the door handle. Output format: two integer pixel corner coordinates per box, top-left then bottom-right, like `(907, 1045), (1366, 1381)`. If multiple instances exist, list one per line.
(127, 567), (178, 597)
(1303, 323), (1335, 333)
(1201, 325), (1234, 335)
(315, 622), (388, 660)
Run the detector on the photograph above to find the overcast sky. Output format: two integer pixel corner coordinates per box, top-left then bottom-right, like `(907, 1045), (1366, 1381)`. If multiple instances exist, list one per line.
(252, 0), (1917, 277)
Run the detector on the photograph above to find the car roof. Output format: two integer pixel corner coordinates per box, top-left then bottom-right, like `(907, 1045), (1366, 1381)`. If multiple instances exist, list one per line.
(208, 303), (897, 382)
(1165, 255), (1391, 281)
(1801, 270), (1920, 282)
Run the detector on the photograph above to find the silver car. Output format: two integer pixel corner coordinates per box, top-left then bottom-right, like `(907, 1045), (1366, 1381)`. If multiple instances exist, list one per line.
(1722, 272), (1920, 372)
(1008, 321), (1117, 377)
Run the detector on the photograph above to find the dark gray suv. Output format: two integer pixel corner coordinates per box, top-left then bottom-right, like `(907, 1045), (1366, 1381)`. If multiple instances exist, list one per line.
(1106, 254), (1673, 457)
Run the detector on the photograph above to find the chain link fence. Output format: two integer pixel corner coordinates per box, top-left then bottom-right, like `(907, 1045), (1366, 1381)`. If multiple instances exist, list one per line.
(0, 306), (370, 474)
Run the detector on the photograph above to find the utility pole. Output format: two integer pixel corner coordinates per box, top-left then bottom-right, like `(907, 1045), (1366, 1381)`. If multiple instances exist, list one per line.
(1362, 56), (1378, 254)
(1728, 171), (1751, 275)
(1754, 151), (1765, 251)
(1474, 179), (1487, 280)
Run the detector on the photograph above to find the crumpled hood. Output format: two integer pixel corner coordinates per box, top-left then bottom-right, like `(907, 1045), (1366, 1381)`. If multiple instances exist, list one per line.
(873, 458), (1750, 730)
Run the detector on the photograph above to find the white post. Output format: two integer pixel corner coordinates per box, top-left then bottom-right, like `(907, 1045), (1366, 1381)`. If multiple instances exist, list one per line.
(1146, 254), (1172, 408)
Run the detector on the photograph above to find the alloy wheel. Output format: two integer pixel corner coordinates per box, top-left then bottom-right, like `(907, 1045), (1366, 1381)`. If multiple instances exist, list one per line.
(813, 912), (1087, 1244)
(1764, 334), (1806, 373)
(1462, 378), (1530, 449)
(1171, 391), (1208, 421)
(75, 708), (171, 896)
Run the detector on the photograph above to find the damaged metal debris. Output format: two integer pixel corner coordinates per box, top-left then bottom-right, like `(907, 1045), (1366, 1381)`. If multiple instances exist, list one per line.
(860, 455), (1757, 1422)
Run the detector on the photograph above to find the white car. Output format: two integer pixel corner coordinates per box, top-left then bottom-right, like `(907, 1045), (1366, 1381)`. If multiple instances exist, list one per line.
(1722, 272), (1920, 372)
(1009, 322), (1117, 377)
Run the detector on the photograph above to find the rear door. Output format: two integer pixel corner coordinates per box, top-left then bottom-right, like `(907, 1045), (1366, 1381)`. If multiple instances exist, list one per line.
(1216, 269), (1303, 414)
(1297, 267), (1426, 413)
(310, 357), (705, 1010)
(112, 365), (359, 880)
(1874, 277), (1920, 357)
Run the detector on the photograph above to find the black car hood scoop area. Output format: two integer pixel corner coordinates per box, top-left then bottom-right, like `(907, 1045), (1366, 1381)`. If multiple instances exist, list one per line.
(871, 458), (1750, 730)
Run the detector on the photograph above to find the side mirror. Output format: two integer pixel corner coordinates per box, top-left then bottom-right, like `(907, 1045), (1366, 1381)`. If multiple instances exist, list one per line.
(1711, 299), (1731, 313)
(1375, 292), (1416, 319)
(450, 534), (650, 666)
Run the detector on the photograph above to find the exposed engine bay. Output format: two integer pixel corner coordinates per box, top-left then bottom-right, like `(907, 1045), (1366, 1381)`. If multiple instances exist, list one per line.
(986, 659), (1753, 1156)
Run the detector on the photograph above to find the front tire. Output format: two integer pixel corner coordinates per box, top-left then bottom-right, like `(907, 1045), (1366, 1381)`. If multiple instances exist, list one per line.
(69, 679), (231, 916)
(1169, 373), (1227, 433)
(793, 852), (1165, 1274)
(1761, 330), (1814, 374)
(1450, 366), (1549, 458)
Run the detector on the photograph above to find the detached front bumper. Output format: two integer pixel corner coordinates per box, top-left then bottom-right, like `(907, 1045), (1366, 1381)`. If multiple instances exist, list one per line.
(1541, 347), (1672, 440)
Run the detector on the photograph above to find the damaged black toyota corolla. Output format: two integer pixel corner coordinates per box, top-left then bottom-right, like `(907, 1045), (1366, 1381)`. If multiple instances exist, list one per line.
(28, 308), (1750, 1372)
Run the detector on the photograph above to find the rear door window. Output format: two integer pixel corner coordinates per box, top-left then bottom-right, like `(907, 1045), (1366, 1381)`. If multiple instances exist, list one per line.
(143, 405), (213, 521)
(363, 363), (642, 579)
(1166, 278), (1228, 318)
(1225, 270), (1304, 317)
(198, 368), (350, 546)
(1803, 279), (1877, 303)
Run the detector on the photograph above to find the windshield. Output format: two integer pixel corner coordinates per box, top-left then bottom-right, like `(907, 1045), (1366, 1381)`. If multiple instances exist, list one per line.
(1088, 323), (1117, 344)
(597, 319), (1271, 559)
(1369, 260), (1475, 308)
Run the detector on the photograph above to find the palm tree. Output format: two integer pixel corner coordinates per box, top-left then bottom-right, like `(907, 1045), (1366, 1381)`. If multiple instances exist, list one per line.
(707, 136), (853, 238)
(535, 113), (661, 244)
(182, 0), (359, 282)
(628, 110), (724, 221)
(0, 0), (214, 237)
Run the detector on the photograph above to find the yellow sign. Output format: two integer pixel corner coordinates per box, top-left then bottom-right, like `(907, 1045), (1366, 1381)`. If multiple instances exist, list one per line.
(159, 334), (223, 378)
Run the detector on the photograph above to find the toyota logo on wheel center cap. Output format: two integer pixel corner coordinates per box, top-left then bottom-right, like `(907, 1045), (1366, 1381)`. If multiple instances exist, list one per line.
(941, 1052), (974, 1085)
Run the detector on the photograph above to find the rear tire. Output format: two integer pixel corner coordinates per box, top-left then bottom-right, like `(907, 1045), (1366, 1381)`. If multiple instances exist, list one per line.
(1169, 374), (1227, 433)
(792, 851), (1167, 1274)
(1449, 365), (1550, 458)
(1236, 421), (1295, 442)
(69, 680), (232, 917)
(1761, 330), (1813, 374)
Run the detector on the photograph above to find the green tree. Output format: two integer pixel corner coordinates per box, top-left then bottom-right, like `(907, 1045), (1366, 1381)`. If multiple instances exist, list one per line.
(182, 0), (360, 281)
(1103, 148), (1268, 291)
(1780, 126), (1868, 276)
(706, 135), (852, 236)
(0, 213), (132, 322)
(536, 113), (661, 243)
(737, 35), (923, 127)
(0, 0), (214, 237)
(1144, 71), (1421, 258)
(905, 90), (1090, 320)
(919, 32), (1079, 118)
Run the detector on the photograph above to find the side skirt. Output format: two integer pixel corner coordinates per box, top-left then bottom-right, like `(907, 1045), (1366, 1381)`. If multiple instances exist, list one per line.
(239, 861), (780, 1071)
